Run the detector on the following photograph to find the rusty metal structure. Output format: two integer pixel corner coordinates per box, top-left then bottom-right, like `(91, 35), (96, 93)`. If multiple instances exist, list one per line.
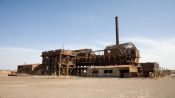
(140, 62), (160, 77)
(40, 16), (140, 76)
(140, 62), (171, 78)
(41, 49), (77, 75)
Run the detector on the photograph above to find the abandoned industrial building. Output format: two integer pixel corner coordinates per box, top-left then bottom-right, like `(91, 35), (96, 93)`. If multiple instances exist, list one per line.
(86, 65), (138, 77)
(16, 16), (170, 78)
(17, 64), (40, 74)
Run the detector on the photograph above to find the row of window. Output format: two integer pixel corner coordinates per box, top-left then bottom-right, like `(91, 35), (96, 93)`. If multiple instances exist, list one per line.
(104, 70), (113, 73)
(92, 70), (113, 74)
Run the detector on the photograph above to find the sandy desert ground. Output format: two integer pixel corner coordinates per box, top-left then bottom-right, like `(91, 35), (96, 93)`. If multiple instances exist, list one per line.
(0, 74), (175, 98)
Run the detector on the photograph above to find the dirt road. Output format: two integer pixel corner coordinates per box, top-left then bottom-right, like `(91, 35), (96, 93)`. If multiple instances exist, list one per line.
(0, 75), (175, 98)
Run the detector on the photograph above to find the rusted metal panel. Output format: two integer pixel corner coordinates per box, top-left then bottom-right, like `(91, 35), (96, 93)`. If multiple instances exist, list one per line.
(140, 62), (159, 72)
(17, 64), (40, 74)
(41, 51), (48, 56)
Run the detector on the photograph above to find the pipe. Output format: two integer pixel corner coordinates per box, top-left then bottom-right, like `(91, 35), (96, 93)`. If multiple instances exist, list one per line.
(115, 16), (119, 45)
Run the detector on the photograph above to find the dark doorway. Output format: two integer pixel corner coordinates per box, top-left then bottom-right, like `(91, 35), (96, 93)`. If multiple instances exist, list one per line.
(119, 70), (129, 78)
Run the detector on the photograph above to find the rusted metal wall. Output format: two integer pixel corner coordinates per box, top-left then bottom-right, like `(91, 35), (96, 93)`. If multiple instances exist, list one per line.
(17, 64), (39, 74)
(140, 62), (160, 77)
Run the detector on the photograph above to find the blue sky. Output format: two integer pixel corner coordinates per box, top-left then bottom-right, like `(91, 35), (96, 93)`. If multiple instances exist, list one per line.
(0, 0), (175, 70)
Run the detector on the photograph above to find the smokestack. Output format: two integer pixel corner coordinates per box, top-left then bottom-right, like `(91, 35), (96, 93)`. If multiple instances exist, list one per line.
(115, 16), (119, 45)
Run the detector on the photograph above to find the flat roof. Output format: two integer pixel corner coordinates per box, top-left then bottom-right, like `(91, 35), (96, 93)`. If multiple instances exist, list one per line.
(87, 65), (137, 69)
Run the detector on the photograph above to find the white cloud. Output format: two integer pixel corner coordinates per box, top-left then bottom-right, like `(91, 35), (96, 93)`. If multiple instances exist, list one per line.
(1, 37), (175, 70)
(0, 47), (41, 70)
